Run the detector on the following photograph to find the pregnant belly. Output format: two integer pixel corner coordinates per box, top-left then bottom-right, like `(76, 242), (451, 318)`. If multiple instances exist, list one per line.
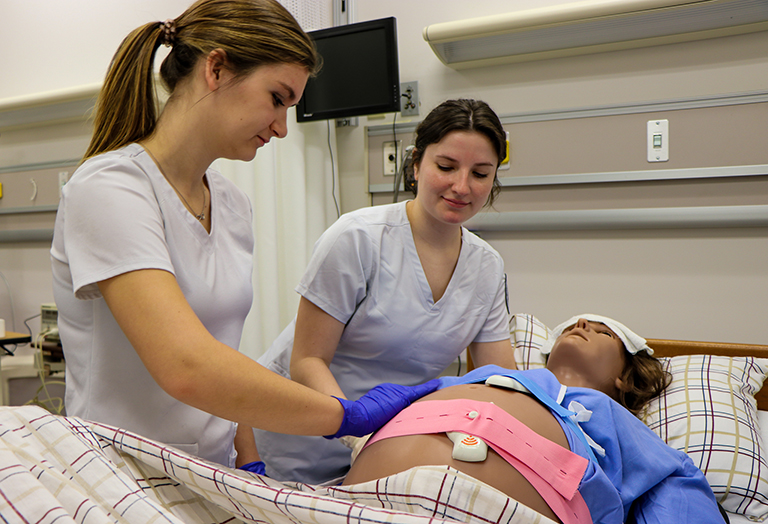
(344, 383), (570, 522)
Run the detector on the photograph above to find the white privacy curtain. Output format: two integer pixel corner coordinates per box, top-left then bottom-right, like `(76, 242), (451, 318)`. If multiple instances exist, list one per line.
(215, 110), (340, 360)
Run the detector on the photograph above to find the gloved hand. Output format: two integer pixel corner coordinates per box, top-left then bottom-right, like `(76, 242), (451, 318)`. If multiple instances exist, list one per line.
(238, 460), (267, 476)
(325, 379), (439, 439)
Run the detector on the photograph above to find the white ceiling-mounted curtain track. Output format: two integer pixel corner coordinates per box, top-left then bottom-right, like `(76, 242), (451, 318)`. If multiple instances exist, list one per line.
(423, 0), (768, 68)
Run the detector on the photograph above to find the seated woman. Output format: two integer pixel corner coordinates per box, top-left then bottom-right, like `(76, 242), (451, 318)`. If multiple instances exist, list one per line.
(343, 314), (724, 524)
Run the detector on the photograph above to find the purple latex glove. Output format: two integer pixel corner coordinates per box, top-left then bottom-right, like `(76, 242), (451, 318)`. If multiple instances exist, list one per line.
(238, 460), (266, 476)
(325, 379), (439, 439)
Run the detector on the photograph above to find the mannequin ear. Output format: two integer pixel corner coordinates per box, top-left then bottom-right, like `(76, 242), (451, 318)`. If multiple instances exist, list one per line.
(614, 376), (630, 392)
(204, 48), (230, 90)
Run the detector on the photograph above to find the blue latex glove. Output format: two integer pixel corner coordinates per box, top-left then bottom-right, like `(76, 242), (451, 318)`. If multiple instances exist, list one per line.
(325, 379), (440, 439)
(238, 460), (267, 476)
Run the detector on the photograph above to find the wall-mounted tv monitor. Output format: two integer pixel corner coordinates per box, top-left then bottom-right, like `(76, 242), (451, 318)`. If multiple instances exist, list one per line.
(297, 17), (400, 122)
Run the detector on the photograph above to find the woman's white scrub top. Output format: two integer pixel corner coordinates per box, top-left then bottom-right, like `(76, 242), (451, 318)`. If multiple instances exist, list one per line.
(255, 201), (510, 483)
(51, 144), (254, 467)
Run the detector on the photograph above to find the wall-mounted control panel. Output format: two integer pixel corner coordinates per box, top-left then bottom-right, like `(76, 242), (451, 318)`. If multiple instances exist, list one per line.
(382, 140), (403, 176)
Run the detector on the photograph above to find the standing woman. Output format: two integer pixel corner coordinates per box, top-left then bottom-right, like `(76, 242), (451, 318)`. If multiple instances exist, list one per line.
(51, 0), (435, 470)
(256, 99), (518, 483)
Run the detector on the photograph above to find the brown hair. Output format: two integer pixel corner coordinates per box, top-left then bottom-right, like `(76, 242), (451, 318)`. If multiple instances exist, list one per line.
(616, 350), (671, 416)
(83, 0), (319, 161)
(404, 99), (506, 207)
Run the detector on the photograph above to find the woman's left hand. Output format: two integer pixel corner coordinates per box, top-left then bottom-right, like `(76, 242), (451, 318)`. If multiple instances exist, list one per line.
(325, 380), (440, 439)
(238, 460), (267, 476)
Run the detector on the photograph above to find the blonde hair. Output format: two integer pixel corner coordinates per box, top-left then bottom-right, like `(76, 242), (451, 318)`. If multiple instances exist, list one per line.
(84, 0), (318, 161)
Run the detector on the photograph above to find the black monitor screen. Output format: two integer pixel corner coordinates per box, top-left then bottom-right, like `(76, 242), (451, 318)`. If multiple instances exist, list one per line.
(297, 17), (400, 122)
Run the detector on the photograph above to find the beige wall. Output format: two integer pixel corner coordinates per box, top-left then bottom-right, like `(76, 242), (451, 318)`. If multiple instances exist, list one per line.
(0, 0), (190, 337)
(0, 0), (766, 345)
(335, 1), (768, 343)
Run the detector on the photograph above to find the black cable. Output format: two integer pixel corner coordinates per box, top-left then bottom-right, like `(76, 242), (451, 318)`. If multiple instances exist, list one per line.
(326, 120), (341, 218)
(392, 112), (399, 202)
(23, 313), (40, 338)
(504, 273), (509, 315)
(1, 313), (40, 356)
(456, 353), (462, 376)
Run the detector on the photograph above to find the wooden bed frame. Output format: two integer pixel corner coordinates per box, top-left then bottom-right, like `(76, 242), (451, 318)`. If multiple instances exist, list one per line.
(646, 339), (768, 410)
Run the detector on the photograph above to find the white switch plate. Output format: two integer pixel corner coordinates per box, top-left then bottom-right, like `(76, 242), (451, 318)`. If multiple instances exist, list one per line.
(383, 140), (402, 176)
(647, 119), (669, 162)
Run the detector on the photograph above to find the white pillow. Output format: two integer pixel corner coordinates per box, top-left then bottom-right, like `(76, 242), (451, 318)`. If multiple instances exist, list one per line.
(643, 355), (768, 519)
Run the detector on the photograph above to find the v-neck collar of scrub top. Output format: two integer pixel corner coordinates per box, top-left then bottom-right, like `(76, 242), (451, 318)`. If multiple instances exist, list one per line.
(135, 144), (215, 244)
(401, 202), (468, 311)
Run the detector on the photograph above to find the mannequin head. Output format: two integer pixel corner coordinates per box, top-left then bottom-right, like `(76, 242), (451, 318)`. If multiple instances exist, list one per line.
(546, 318), (627, 399)
(546, 318), (670, 415)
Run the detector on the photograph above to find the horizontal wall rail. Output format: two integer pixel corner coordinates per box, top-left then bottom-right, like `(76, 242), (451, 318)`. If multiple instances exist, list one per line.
(464, 205), (768, 231)
(0, 229), (54, 243)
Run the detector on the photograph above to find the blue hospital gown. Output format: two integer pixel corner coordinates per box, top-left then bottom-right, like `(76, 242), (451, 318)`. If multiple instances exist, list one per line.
(438, 366), (723, 524)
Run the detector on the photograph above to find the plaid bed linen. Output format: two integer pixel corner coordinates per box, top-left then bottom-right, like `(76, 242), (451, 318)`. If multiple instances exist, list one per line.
(0, 406), (554, 524)
(644, 355), (768, 518)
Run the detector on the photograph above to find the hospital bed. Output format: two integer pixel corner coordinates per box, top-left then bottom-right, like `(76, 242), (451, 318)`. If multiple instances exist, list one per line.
(0, 313), (766, 524)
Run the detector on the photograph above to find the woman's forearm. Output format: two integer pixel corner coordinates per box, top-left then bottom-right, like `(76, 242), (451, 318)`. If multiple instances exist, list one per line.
(146, 332), (346, 435)
(99, 269), (345, 436)
(290, 296), (347, 397)
(291, 355), (346, 398)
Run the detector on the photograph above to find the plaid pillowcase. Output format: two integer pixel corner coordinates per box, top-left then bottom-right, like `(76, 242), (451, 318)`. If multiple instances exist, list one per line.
(510, 313), (550, 370)
(643, 355), (768, 519)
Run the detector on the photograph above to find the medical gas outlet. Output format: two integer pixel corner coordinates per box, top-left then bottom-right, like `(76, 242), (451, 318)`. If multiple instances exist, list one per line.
(383, 140), (402, 176)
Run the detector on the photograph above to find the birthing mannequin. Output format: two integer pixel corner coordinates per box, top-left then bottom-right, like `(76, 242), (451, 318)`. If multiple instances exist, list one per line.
(344, 316), (723, 524)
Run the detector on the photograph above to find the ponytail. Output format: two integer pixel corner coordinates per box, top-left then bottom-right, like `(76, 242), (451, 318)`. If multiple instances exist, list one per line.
(84, 23), (165, 160)
(83, 0), (319, 162)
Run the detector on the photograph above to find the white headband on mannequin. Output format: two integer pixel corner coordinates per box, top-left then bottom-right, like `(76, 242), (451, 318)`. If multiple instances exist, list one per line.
(540, 314), (653, 356)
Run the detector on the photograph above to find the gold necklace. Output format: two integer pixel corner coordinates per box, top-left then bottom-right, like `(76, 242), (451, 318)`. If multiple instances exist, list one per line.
(144, 146), (207, 221)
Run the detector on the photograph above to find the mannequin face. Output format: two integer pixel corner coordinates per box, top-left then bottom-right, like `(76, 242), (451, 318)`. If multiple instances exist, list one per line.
(546, 318), (627, 399)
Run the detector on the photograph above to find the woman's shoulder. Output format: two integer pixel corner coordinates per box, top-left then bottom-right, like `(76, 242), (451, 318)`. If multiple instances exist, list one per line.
(76, 143), (141, 169)
(306, 204), (407, 262)
(342, 202), (408, 226)
(461, 227), (504, 262)
(324, 202), (408, 237)
(68, 144), (151, 189)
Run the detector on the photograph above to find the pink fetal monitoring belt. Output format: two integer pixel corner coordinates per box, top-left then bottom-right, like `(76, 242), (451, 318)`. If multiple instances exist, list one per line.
(364, 399), (592, 524)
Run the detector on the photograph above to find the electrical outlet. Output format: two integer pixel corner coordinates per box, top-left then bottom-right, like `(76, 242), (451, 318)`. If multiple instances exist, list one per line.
(383, 140), (402, 176)
(400, 81), (419, 117)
